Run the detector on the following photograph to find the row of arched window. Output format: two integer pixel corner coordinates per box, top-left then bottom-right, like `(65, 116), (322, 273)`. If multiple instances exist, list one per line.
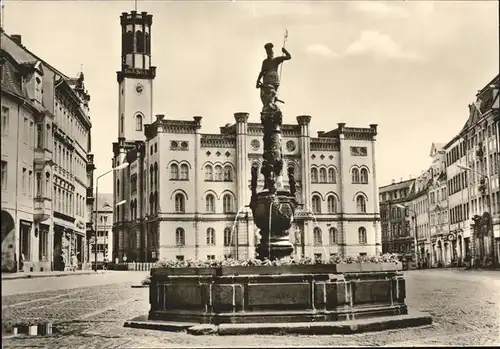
(173, 192), (235, 213)
(205, 164), (233, 182)
(311, 194), (367, 214)
(312, 227), (367, 245)
(174, 226), (367, 247)
(170, 163), (189, 180)
(175, 227), (234, 246)
(123, 30), (151, 55)
(352, 167), (369, 184)
(311, 167), (336, 184)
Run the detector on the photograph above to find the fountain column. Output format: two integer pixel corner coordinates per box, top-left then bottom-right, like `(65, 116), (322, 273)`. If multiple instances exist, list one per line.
(370, 124), (382, 255)
(193, 116), (202, 260)
(337, 123), (347, 256)
(235, 112), (250, 259)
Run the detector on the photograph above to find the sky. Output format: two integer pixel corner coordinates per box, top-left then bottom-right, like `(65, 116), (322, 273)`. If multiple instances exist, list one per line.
(2, 0), (499, 194)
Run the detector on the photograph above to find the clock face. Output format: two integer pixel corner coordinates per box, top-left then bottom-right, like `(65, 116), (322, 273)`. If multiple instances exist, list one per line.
(135, 83), (144, 94)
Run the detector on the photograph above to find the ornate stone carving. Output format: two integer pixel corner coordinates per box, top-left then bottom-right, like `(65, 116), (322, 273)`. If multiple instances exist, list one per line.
(350, 146), (368, 156)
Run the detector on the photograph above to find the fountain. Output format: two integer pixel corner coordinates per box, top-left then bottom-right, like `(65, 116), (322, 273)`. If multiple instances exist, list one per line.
(124, 41), (432, 336)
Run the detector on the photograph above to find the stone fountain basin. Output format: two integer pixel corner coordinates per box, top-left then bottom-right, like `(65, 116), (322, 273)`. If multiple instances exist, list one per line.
(124, 263), (432, 335)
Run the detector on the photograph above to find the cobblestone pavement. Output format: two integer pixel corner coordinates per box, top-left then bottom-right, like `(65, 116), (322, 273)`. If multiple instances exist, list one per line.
(2, 269), (499, 348)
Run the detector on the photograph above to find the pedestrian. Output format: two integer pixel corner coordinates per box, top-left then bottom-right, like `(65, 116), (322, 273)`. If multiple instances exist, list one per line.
(71, 254), (78, 271)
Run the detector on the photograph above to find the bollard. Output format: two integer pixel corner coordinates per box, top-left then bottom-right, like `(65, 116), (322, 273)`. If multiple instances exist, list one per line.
(28, 325), (37, 336)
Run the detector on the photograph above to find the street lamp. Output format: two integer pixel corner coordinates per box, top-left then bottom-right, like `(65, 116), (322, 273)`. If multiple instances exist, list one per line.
(395, 203), (419, 269)
(94, 162), (129, 272)
(457, 164), (495, 266)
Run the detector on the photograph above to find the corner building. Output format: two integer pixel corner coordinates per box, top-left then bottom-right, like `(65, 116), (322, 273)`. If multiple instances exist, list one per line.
(111, 11), (381, 262)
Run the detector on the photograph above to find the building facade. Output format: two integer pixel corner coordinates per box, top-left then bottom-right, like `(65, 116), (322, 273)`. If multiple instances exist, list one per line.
(379, 179), (414, 258)
(1, 31), (95, 272)
(92, 193), (114, 265)
(427, 143), (451, 267)
(111, 10), (382, 263)
(444, 74), (499, 266)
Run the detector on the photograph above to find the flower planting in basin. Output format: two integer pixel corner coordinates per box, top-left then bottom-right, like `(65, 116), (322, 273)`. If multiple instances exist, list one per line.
(146, 254), (408, 326)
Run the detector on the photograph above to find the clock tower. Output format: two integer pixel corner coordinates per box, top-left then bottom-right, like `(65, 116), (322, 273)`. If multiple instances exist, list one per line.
(116, 10), (156, 141)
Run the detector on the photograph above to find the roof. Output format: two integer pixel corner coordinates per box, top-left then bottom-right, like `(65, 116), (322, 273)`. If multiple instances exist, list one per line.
(379, 178), (415, 193)
(1, 30), (70, 80)
(460, 74), (499, 133)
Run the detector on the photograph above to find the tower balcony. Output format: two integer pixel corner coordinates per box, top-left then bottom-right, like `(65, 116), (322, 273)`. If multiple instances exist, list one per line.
(33, 196), (52, 223)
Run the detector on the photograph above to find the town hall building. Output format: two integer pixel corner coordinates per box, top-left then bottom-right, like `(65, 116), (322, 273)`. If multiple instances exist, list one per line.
(111, 10), (382, 263)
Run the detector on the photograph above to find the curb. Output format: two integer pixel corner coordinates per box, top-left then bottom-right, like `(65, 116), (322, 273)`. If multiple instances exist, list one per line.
(124, 308), (433, 336)
(2, 271), (100, 281)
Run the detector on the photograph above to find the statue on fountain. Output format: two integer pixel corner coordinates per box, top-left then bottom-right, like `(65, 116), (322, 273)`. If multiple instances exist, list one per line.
(255, 42), (291, 112)
(250, 40), (297, 260)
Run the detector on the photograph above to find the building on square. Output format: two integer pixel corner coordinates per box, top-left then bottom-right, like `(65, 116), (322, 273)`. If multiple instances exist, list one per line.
(378, 179), (415, 263)
(110, 10), (382, 263)
(1, 31), (95, 272)
(443, 74), (499, 266)
(92, 193), (114, 266)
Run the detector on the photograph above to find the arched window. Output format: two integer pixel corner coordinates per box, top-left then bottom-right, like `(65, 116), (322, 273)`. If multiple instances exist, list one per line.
(313, 227), (322, 246)
(223, 165), (233, 181)
(124, 31), (134, 54)
(328, 168), (336, 183)
(119, 114), (124, 134)
(135, 114), (143, 131)
(144, 32), (151, 55)
(214, 165), (223, 181)
(175, 228), (185, 246)
(223, 194), (233, 213)
(154, 162), (158, 189)
(329, 227), (338, 245)
(116, 179), (120, 196)
(206, 228), (215, 245)
(358, 227), (367, 244)
(206, 194), (215, 213)
(356, 195), (367, 213)
(170, 164), (179, 180)
(45, 172), (50, 197)
(360, 168), (369, 184)
(136, 30), (144, 53)
(205, 165), (213, 181)
(312, 195), (321, 214)
(180, 164), (189, 180)
(319, 168), (327, 183)
(174, 193), (185, 213)
(352, 168), (360, 183)
(311, 168), (318, 183)
(224, 228), (232, 246)
(327, 195), (337, 213)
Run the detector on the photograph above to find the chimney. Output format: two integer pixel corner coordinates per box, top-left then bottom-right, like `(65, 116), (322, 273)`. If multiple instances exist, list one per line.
(391, 179), (395, 185)
(155, 114), (165, 122)
(317, 131), (325, 137)
(11, 34), (22, 45)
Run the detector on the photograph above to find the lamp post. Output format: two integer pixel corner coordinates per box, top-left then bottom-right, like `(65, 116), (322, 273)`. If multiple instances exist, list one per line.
(396, 204), (418, 269)
(457, 164), (495, 266)
(94, 162), (129, 272)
